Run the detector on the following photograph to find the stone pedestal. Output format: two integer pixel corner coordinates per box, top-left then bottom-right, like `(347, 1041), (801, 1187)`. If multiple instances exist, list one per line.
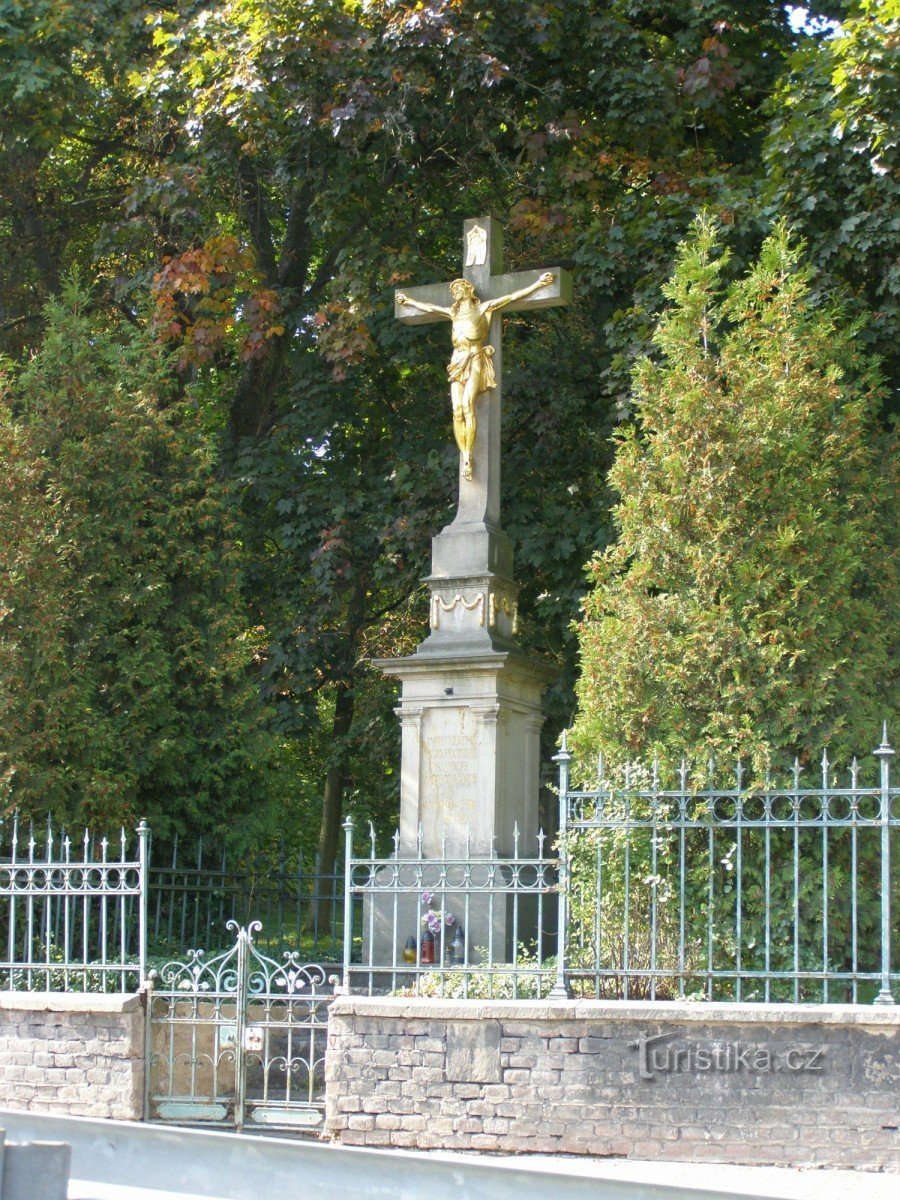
(375, 506), (555, 859)
(377, 650), (551, 858)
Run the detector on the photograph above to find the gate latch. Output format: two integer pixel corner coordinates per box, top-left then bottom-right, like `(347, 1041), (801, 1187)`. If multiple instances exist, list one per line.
(243, 1026), (265, 1053)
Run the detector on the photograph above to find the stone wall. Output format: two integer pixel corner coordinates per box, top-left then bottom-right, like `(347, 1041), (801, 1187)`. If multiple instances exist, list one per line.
(0, 992), (144, 1120)
(325, 997), (900, 1170)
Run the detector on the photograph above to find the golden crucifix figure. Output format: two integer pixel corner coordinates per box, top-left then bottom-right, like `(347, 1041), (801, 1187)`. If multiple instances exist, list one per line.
(396, 272), (553, 480)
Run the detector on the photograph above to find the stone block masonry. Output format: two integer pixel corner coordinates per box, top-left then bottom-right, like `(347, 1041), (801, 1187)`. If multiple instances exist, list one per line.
(324, 997), (900, 1170)
(0, 992), (144, 1120)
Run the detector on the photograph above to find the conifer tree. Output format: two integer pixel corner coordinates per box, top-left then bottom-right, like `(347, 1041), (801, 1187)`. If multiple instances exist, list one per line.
(0, 284), (272, 834)
(574, 219), (897, 771)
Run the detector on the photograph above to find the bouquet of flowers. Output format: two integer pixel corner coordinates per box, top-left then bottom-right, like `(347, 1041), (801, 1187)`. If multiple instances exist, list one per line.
(420, 891), (456, 935)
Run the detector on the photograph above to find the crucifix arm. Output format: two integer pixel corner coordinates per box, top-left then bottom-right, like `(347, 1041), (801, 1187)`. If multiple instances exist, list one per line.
(483, 271), (555, 315)
(395, 293), (452, 319)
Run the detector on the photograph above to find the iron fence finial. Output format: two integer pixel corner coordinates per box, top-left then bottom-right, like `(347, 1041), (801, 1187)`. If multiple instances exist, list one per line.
(552, 729), (572, 764)
(874, 724), (895, 759)
(679, 757), (689, 792)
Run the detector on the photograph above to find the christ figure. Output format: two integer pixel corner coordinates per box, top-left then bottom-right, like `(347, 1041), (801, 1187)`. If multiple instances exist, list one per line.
(396, 271), (554, 480)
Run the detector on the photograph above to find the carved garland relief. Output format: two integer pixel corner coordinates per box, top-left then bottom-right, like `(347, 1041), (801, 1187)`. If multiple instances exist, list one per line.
(429, 590), (519, 633)
(430, 592), (485, 629)
(488, 593), (518, 634)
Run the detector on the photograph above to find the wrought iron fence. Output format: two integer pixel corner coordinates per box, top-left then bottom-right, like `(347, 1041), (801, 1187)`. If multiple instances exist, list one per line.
(0, 816), (148, 991)
(2, 729), (894, 1009)
(556, 729), (899, 1005)
(148, 837), (342, 962)
(341, 823), (560, 999)
(339, 731), (897, 1007)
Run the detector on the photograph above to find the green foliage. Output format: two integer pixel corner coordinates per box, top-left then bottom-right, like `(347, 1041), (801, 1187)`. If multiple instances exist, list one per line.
(763, 0), (900, 397)
(0, 282), (274, 835)
(0, 1), (155, 348)
(394, 945), (554, 1000)
(573, 218), (898, 771)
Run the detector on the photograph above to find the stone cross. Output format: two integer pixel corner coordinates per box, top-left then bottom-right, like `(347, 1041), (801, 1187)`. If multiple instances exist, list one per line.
(394, 217), (571, 528)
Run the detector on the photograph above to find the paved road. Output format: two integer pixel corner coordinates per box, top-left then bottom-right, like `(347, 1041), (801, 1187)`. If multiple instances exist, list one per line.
(410, 1150), (897, 1200)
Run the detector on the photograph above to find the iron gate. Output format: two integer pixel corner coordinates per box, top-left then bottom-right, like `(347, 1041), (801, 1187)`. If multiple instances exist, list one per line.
(146, 921), (335, 1132)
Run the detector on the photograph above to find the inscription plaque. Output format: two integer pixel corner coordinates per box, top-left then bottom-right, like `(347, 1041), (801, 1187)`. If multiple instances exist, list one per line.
(420, 708), (479, 830)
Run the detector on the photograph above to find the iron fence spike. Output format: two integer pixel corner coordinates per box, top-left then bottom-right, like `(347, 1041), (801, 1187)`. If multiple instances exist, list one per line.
(874, 724), (894, 758)
(553, 729), (572, 766)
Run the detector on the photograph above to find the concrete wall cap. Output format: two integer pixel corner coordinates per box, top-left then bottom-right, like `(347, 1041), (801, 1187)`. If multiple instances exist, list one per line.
(329, 995), (900, 1026)
(0, 991), (142, 1015)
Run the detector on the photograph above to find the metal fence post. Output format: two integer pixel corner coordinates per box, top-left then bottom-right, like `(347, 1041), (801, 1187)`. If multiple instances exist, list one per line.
(142, 973), (155, 1121)
(234, 925), (249, 1133)
(873, 726), (895, 1006)
(341, 817), (354, 993)
(136, 819), (150, 988)
(549, 730), (572, 1000)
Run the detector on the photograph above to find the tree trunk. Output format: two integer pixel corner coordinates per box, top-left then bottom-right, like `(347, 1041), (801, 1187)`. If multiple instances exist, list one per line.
(304, 677), (355, 937)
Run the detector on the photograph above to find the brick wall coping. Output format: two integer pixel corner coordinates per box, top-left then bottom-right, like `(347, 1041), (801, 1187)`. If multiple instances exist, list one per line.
(0, 990), (141, 1014)
(331, 995), (900, 1027)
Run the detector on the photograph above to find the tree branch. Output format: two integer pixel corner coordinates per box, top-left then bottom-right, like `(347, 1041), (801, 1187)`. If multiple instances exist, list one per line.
(238, 157), (278, 282)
